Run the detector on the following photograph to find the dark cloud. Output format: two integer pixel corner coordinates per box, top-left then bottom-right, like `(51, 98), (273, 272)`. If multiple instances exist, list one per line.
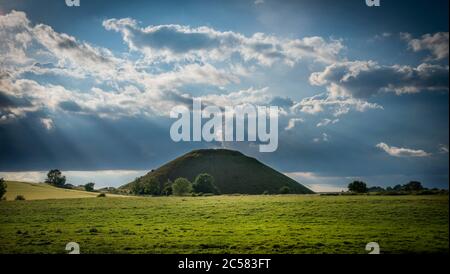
(311, 62), (449, 98)
(58, 101), (82, 112)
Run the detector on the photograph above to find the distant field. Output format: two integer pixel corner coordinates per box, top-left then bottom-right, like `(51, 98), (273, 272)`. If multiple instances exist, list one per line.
(4, 181), (123, 201)
(0, 194), (448, 254)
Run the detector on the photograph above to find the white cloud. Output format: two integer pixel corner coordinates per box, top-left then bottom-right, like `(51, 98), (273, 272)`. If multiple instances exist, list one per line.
(285, 118), (304, 130)
(438, 144), (449, 154)
(291, 92), (382, 117)
(402, 32), (449, 61)
(285, 172), (348, 192)
(103, 18), (344, 66)
(376, 142), (431, 158)
(316, 118), (339, 127)
(40, 118), (54, 130)
(313, 133), (329, 143)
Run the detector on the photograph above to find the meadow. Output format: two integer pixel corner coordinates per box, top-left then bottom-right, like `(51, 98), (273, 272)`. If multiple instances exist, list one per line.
(0, 193), (448, 254)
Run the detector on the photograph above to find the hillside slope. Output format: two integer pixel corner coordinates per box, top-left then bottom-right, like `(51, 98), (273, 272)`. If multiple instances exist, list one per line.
(4, 181), (112, 201)
(121, 149), (314, 194)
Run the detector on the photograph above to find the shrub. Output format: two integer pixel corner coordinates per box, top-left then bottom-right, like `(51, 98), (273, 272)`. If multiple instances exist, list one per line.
(279, 186), (291, 194)
(84, 182), (95, 192)
(172, 178), (192, 196)
(162, 183), (173, 196)
(0, 178), (6, 200)
(193, 173), (220, 194)
(15, 195), (26, 201)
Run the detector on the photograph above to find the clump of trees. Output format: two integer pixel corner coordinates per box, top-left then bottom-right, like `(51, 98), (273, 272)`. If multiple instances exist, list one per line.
(0, 178), (7, 200)
(45, 169), (66, 187)
(346, 180), (447, 195)
(348, 181), (368, 193)
(130, 173), (221, 196)
(130, 178), (161, 195)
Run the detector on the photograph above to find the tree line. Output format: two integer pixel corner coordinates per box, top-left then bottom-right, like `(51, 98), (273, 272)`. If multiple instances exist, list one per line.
(130, 173), (220, 196)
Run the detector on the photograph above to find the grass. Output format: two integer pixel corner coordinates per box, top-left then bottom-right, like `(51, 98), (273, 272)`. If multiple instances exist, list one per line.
(3, 181), (124, 201)
(0, 194), (448, 254)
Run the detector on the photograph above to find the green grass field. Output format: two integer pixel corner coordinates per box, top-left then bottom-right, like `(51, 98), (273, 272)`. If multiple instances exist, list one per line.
(0, 191), (448, 254)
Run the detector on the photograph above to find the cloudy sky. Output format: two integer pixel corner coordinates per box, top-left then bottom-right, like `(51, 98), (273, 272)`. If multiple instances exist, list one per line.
(0, 0), (448, 191)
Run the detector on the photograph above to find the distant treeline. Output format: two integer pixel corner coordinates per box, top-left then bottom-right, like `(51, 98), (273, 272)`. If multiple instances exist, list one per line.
(341, 180), (449, 196)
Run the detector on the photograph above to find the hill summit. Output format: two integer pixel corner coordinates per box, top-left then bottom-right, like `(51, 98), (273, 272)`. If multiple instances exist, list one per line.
(121, 149), (314, 194)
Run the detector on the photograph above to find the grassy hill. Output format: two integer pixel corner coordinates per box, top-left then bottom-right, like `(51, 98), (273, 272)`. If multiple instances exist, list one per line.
(4, 181), (111, 201)
(121, 149), (314, 194)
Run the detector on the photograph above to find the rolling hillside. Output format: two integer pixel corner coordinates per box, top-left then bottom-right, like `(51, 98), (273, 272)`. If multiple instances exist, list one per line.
(4, 181), (112, 201)
(121, 149), (314, 194)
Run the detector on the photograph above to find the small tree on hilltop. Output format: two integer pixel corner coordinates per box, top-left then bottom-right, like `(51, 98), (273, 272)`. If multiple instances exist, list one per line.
(348, 181), (368, 193)
(172, 178), (192, 196)
(0, 178), (7, 200)
(84, 182), (95, 192)
(193, 173), (220, 194)
(45, 169), (66, 187)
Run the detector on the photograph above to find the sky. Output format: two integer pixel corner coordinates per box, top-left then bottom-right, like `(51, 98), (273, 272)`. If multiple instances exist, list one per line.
(0, 0), (448, 191)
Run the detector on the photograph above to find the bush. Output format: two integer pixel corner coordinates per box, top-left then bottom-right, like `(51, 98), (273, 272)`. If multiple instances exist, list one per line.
(15, 195), (26, 201)
(0, 178), (6, 200)
(45, 169), (66, 187)
(97, 193), (106, 198)
(84, 182), (95, 192)
(279, 186), (291, 194)
(193, 173), (220, 194)
(348, 181), (368, 193)
(162, 183), (173, 196)
(172, 178), (192, 196)
(130, 178), (161, 195)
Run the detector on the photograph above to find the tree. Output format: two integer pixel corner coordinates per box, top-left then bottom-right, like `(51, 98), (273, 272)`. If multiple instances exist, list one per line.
(348, 181), (368, 193)
(279, 186), (291, 194)
(84, 182), (95, 192)
(130, 180), (146, 195)
(45, 169), (66, 187)
(404, 181), (424, 192)
(162, 180), (173, 196)
(172, 178), (192, 196)
(144, 178), (161, 196)
(193, 173), (220, 194)
(0, 178), (7, 200)
(130, 178), (160, 195)
(393, 184), (403, 191)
